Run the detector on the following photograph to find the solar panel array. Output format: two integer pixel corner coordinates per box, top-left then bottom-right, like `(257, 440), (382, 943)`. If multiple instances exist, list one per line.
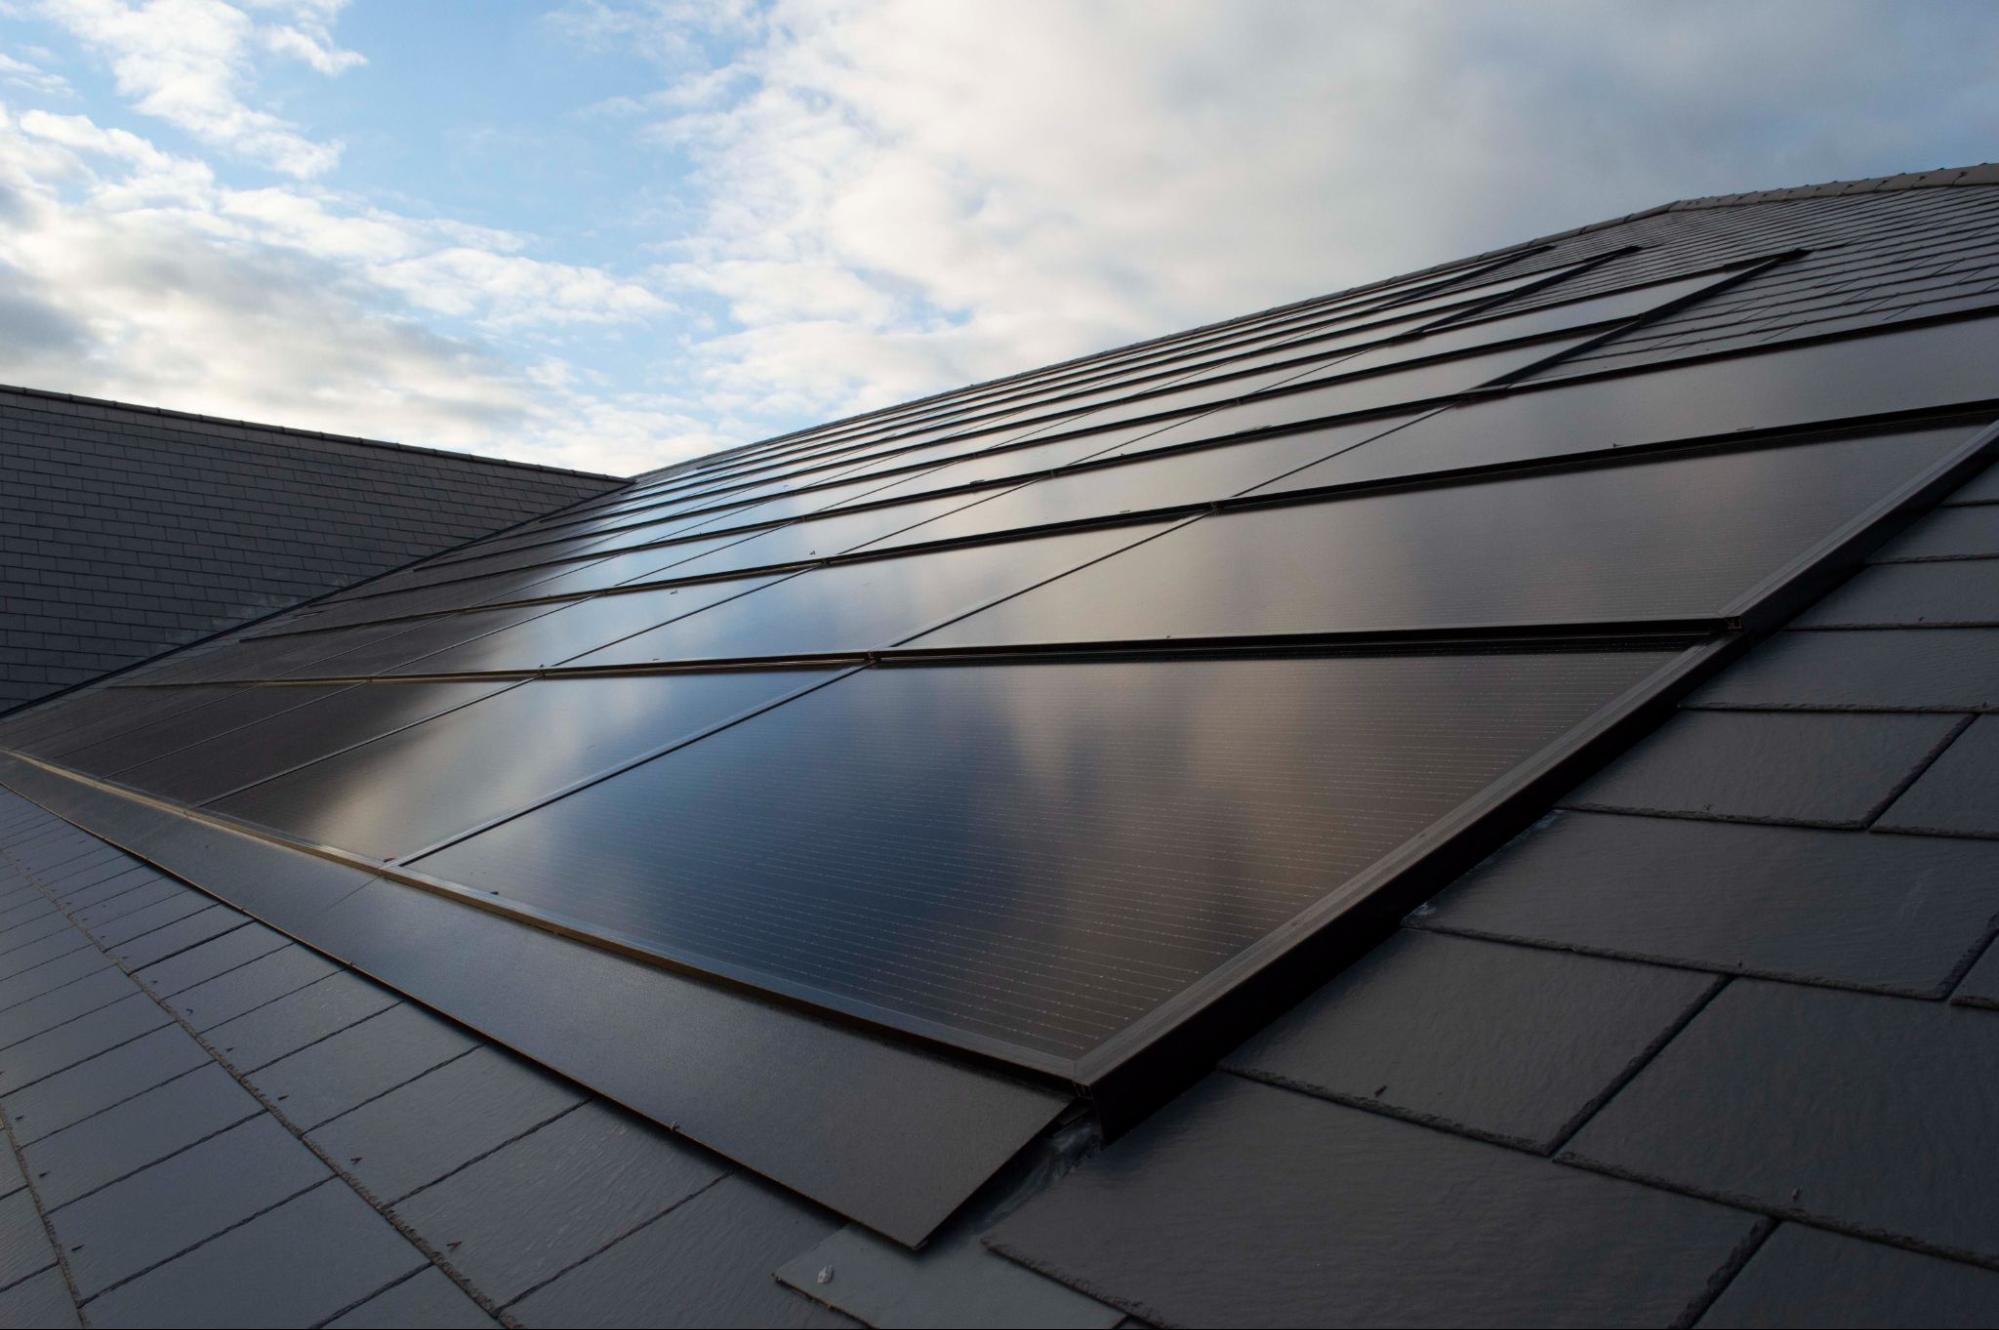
(6, 242), (1998, 1088)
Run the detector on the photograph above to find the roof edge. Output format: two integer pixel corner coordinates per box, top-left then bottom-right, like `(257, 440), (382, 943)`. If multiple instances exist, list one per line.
(0, 381), (626, 483)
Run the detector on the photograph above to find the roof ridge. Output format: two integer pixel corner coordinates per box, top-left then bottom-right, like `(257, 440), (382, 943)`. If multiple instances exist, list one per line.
(0, 381), (625, 483)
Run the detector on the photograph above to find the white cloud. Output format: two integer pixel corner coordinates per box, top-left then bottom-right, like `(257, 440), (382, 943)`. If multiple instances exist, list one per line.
(0, 101), (694, 473)
(0, 49), (73, 98)
(583, 0), (1999, 439)
(32, 0), (361, 177)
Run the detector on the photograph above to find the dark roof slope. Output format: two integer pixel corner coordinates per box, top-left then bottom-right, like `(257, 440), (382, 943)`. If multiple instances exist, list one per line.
(0, 387), (622, 713)
(6, 166), (1999, 1325)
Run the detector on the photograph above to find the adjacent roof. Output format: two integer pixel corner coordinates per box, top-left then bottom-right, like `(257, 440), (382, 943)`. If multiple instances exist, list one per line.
(0, 386), (622, 714)
(5, 165), (1999, 1325)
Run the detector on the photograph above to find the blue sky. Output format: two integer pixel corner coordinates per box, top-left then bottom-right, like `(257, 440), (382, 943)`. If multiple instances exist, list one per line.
(0, 1), (1995, 476)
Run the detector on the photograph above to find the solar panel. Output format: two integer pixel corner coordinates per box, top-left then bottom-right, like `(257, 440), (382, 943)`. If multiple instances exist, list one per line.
(103, 680), (514, 805)
(406, 649), (1679, 1067)
(913, 428), (1962, 649)
(564, 522), (1171, 669)
(207, 671), (841, 858)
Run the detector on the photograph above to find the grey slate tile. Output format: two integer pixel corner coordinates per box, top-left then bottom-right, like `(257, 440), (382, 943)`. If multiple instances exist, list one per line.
(327, 1267), (496, 1329)
(0, 1267), (78, 1328)
(777, 1223), (1121, 1330)
(986, 1074), (1762, 1329)
(392, 1100), (727, 1304)
(0, 929), (90, 984)
(1421, 811), (1999, 996)
(69, 879), (189, 932)
(1563, 711), (1962, 828)
(132, 921), (290, 996)
(0, 993), (169, 1092)
(0, 969), (138, 1051)
(1696, 1223), (1999, 1328)
(83, 892), (214, 948)
(0, 1188), (53, 1290)
(1795, 561), (1999, 626)
(110, 906), (248, 970)
(0, 949), (111, 1014)
(26, 1063), (259, 1208)
(51, 866), (159, 912)
(1223, 930), (1717, 1151)
(0, 902), (56, 938)
(1690, 628), (1999, 711)
(1877, 715), (1999, 837)
(204, 972), (399, 1072)
(83, 1180), (425, 1328)
(510, 1173), (852, 1329)
(252, 1003), (476, 1130)
(1566, 980), (1999, 1264)
(167, 945), (339, 1031)
(308, 1047), (583, 1204)
(2, 1024), (209, 1144)
(0, 915), (76, 959)
(48, 1114), (329, 1296)
(1875, 504), (1999, 561)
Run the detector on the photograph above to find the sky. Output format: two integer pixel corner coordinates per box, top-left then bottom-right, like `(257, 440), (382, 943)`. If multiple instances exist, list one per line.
(0, 1), (1994, 477)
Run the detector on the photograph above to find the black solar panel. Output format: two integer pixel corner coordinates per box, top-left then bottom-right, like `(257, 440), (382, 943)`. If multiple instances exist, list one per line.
(406, 650), (1679, 1067)
(913, 428), (1966, 648)
(207, 671), (841, 858)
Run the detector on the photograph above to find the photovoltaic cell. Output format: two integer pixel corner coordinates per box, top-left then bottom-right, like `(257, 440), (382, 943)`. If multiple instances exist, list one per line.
(567, 522), (1170, 668)
(381, 575), (787, 674)
(1250, 416), (1982, 501)
(58, 683), (350, 778)
(859, 416), (1416, 554)
(113, 680), (513, 806)
(410, 650), (1674, 1063)
(212, 671), (841, 860)
(914, 430), (1963, 648)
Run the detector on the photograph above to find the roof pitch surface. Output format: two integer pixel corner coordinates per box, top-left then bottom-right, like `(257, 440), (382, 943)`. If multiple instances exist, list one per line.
(6, 166), (1999, 1324)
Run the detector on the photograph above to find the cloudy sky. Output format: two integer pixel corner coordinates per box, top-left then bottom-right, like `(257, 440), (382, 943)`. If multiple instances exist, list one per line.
(0, 0), (1993, 476)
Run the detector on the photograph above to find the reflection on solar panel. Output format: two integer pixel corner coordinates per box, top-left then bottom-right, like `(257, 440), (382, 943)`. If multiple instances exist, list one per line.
(6, 225), (1999, 1232)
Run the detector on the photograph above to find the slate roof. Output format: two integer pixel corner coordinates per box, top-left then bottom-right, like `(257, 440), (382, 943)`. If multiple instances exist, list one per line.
(0, 386), (622, 713)
(4, 166), (1999, 1326)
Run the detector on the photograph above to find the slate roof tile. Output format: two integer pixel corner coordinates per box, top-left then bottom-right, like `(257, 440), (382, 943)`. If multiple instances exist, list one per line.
(0, 993), (171, 1093)
(1794, 561), (1999, 626)
(1564, 980), (1999, 1264)
(0, 1267), (79, 1329)
(248, 1003), (477, 1131)
(1418, 812), (1999, 997)
(390, 1099), (728, 1305)
(325, 1267), (498, 1329)
(1223, 930), (1717, 1152)
(0, 1187), (54, 1290)
(203, 973), (401, 1074)
(1876, 714), (1999, 837)
(988, 1074), (1764, 1328)
(2, 1024), (209, 1145)
(509, 1173), (854, 1329)
(81, 1179), (425, 1328)
(47, 1113), (329, 1297)
(1695, 1223), (1999, 1328)
(165, 945), (340, 1031)
(24, 1062), (260, 1208)
(305, 1047), (583, 1204)
(1562, 710), (1964, 828)
(1688, 627), (1999, 711)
